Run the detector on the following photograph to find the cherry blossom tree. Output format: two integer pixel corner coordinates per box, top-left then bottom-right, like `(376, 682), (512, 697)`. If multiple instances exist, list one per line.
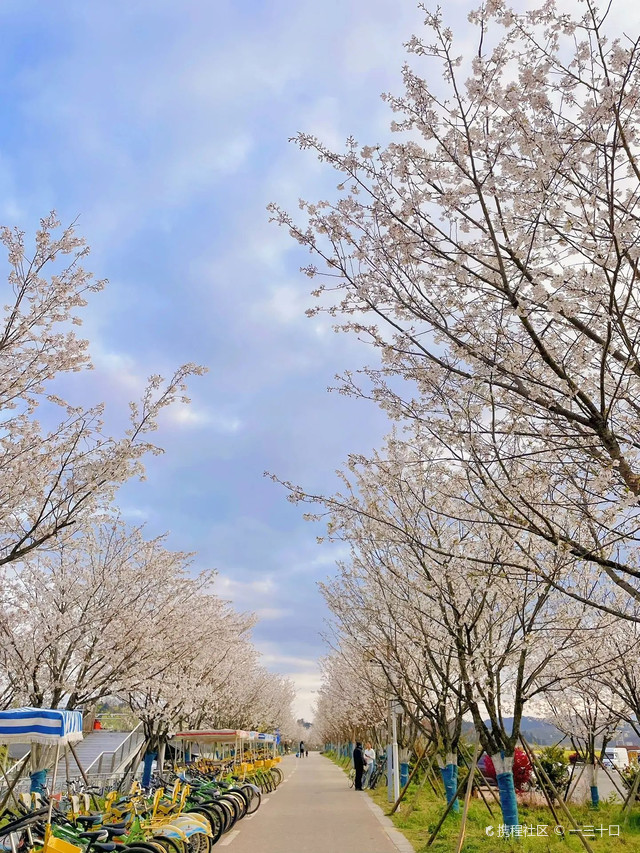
(0, 520), (215, 710)
(596, 619), (640, 743)
(544, 675), (625, 807)
(271, 0), (640, 614)
(190, 656), (296, 734)
(314, 645), (389, 749)
(0, 214), (205, 565)
(0, 216), (295, 784)
(126, 602), (296, 775)
(288, 435), (589, 830)
(127, 594), (256, 764)
(321, 558), (466, 804)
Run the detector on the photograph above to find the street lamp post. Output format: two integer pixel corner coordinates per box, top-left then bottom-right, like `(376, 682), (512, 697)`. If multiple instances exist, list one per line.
(364, 645), (401, 803)
(388, 698), (401, 803)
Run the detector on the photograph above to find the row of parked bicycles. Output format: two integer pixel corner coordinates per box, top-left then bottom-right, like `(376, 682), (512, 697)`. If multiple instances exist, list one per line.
(0, 755), (284, 853)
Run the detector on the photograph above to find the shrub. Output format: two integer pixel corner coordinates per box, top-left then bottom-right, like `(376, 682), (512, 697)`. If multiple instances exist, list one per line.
(620, 763), (640, 794)
(535, 745), (569, 802)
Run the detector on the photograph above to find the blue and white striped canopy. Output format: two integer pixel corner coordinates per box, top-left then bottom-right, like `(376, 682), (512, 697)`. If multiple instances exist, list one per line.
(0, 707), (83, 744)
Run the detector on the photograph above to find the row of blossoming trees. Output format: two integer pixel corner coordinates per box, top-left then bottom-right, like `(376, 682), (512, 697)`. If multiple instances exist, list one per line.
(271, 0), (640, 829)
(0, 215), (297, 766)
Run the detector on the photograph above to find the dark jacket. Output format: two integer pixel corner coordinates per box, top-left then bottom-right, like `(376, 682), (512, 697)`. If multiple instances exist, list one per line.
(353, 745), (364, 771)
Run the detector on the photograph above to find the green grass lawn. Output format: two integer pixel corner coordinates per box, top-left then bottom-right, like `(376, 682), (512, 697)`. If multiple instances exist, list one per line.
(325, 751), (640, 852)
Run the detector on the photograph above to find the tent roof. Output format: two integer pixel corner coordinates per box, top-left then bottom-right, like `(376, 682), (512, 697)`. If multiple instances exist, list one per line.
(171, 729), (276, 744)
(0, 707), (83, 745)
(172, 729), (251, 743)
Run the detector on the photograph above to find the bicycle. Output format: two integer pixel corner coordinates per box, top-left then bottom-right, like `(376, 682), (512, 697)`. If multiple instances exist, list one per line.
(368, 756), (387, 790)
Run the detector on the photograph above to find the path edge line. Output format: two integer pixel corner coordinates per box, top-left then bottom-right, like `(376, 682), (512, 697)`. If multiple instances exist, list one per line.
(363, 793), (416, 853)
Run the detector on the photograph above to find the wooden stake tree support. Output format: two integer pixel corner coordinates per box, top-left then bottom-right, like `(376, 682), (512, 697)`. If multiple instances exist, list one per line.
(390, 741), (431, 815)
(455, 742), (480, 853)
(520, 736), (595, 853)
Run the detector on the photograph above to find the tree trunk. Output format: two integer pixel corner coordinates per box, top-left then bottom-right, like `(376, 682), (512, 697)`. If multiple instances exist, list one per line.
(491, 753), (518, 832)
(588, 763), (599, 808)
(437, 753), (460, 814)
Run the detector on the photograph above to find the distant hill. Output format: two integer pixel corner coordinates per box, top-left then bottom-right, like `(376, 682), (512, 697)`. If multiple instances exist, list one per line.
(461, 717), (567, 745)
(462, 717), (640, 746)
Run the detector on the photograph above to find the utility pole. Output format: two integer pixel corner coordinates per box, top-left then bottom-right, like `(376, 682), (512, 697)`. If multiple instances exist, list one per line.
(387, 697), (401, 802)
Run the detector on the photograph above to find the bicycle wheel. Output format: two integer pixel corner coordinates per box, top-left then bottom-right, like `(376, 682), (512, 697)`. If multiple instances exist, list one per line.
(151, 837), (185, 853)
(195, 834), (211, 853)
(127, 846), (176, 853)
(184, 837), (197, 853)
(223, 791), (247, 820)
(205, 801), (229, 836)
(126, 843), (167, 853)
(213, 798), (234, 833)
(270, 767), (283, 787)
(239, 784), (261, 815)
(186, 808), (223, 847)
(218, 795), (240, 826)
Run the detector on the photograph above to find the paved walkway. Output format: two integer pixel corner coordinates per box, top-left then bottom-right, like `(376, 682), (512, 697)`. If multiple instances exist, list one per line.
(219, 753), (414, 852)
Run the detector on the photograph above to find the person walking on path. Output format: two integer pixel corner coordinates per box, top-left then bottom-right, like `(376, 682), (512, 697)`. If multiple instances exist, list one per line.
(299, 740), (305, 757)
(353, 742), (365, 790)
(362, 742), (376, 788)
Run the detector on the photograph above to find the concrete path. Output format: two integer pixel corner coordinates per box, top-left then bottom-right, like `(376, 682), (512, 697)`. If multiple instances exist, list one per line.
(219, 753), (414, 853)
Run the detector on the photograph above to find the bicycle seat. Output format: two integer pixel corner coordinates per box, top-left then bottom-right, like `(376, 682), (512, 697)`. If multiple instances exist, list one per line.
(94, 844), (117, 853)
(102, 823), (127, 837)
(79, 831), (109, 842)
(76, 816), (103, 827)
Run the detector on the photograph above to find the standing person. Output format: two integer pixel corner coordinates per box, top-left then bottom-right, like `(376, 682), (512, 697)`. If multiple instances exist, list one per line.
(353, 742), (365, 790)
(299, 740), (305, 758)
(363, 742), (376, 789)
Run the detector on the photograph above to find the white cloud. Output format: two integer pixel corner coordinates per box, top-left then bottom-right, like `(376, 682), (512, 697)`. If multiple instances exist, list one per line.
(161, 134), (254, 206)
(254, 607), (290, 621)
(90, 345), (146, 394)
(213, 574), (277, 605)
(118, 505), (151, 521)
(255, 284), (312, 325)
(164, 404), (243, 433)
(258, 651), (318, 670)
(255, 648), (323, 720)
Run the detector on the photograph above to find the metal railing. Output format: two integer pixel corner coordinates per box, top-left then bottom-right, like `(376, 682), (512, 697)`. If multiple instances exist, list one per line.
(0, 728), (146, 800)
(84, 723), (145, 778)
(0, 752), (32, 801)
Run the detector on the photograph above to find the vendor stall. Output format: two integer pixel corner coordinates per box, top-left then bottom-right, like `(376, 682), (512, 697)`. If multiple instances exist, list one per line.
(170, 729), (277, 772)
(0, 707), (83, 849)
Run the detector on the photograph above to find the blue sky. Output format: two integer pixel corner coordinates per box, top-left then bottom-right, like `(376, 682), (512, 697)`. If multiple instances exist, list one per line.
(0, 0), (431, 718)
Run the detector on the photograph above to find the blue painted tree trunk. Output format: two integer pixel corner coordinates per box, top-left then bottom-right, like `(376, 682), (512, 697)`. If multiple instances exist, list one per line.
(400, 762), (410, 789)
(493, 754), (519, 833)
(439, 763), (460, 813)
(589, 764), (599, 807)
(449, 763), (459, 812)
(142, 750), (157, 788)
